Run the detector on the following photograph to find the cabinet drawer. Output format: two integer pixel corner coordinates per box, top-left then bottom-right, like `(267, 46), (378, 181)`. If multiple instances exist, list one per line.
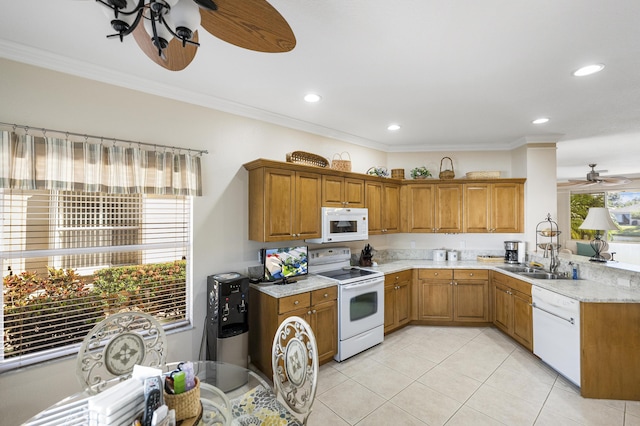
(419, 269), (452, 280)
(454, 269), (489, 280)
(311, 286), (337, 305)
(385, 269), (413, 285)
(278, 292), (311, 314)
(509, 278), (531, 296)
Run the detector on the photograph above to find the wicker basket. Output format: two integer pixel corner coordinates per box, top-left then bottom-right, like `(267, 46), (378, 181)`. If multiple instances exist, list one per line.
(331, 152), (352, 172)
(391, 168), (405, 179)
(466, 171), (500, 179)
(164, 377), (201, 421)
(286, 151), (329, 168)
(439, 157), (455, 179)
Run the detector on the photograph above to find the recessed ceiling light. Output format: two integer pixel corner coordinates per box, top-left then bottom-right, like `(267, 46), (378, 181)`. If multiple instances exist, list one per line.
(387, 124), (401, 131)
(573, 64), (605, 77)
(532, 118), (550, 124)
(304, 93), (321, 103)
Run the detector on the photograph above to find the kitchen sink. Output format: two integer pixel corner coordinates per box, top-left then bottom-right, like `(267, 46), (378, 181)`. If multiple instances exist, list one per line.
(518, 272), (569, 280)
(496, 265), (538, 273)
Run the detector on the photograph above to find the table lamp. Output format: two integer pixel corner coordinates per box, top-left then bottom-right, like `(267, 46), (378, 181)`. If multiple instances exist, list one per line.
(578, 207), (618, 262)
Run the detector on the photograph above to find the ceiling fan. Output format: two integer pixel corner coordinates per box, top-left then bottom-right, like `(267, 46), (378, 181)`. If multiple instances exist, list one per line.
(558, 164), (632, 188)
(95, 0), (296, 71)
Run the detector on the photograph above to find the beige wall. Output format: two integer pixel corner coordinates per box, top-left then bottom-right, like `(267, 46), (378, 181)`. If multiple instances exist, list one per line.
(0, 58), (537, 424)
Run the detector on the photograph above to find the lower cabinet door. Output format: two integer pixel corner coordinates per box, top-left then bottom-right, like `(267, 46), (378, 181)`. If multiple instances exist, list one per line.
(419, 280), (453, 320)
(312, 300), (337, 362)
(512, 290), (533, 351)
(396, 280), (411, 326)
(493, 282), (512, 333)
(384, 284), (397, 333)
(454, 280), (488, 322)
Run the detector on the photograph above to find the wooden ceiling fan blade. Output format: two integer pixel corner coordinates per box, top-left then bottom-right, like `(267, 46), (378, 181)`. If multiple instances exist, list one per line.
(558, 180), (591, 187)
(600, 177), (631, 185)
(132, 24), (199, 71)
(199, 0), (296, 53)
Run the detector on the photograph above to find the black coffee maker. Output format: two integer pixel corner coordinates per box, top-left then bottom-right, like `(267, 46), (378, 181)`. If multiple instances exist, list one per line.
(504, 241), (520, 264)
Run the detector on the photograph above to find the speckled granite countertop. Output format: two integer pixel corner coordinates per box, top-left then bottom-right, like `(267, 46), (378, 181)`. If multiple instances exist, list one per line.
(251, 260), (640, 303)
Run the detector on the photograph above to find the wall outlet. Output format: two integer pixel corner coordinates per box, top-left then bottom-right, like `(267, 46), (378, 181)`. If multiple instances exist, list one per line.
(459, 241), (466, 248)
(617, 277), (631, 288)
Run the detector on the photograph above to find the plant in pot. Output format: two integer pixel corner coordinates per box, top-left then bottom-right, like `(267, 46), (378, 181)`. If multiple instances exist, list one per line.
(410, 166), (432, 179)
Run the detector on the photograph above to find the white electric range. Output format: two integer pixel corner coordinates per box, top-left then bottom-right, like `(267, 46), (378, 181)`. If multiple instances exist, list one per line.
(309, 247), (384, 361)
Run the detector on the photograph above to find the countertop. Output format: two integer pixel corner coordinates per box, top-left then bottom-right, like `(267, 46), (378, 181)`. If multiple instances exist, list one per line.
(250, 260), (640, 303)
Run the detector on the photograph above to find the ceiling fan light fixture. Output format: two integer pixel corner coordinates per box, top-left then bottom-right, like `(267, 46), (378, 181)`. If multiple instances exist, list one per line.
(532, 117), (549, 124)
(144, 16), (173, 51)
(171, 0), (201, 42)
(573, 64), (605, 77)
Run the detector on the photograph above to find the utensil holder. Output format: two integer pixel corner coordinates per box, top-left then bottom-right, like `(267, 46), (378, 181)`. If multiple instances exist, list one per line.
(164, 377), (201, 421)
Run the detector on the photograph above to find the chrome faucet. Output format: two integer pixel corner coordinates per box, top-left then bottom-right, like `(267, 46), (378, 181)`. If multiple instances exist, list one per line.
(548, 245), (559, 274)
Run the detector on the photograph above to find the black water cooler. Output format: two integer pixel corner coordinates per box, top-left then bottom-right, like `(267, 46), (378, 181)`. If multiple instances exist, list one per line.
(206, 272), (249, 391)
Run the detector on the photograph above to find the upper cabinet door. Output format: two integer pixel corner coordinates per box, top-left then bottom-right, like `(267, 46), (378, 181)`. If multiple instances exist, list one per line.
(263, 168), (296, 240)
(365, 180), (384, 234)
(463, 182), (523, 233)
(402, 184), (436, 233)
(464, 183), (491, 233)
(294, 171), (322, 239)
(321, 176), (365, 208)
(248, 167), (321, 241)
(491, 183), (523, 233)
(382, 182), (400, 233)
(435, 184), (463, 233)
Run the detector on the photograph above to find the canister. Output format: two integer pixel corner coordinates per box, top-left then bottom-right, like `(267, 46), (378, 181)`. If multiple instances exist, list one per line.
(433, 249), (447, 262)
(447, 250), (458, 261)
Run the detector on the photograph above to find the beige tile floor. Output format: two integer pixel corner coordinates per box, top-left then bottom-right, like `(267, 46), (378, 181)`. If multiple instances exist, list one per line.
(305, 325), (640, 426)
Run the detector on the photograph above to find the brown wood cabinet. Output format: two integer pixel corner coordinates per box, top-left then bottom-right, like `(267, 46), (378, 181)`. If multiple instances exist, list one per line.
(401, 184), (436, 233)
(384, 270), (412, 333)
(464, 182), (524, 233)
(580, 302), (640, 400)
(434, 184), (463, 233)
(249, 286), (337, 379)
(417, 269), (489, 323)
(321, 175), (365, 207)
(243, 159), (526, 240)
(365, 180), (400, 234)
(247, 167), (321, 241)
(401, 183), (462, 233)
(491, 271), (532, 351)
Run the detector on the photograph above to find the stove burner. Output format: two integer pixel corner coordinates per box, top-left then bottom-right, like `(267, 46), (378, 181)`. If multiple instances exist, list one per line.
(315, 268), (379, 282)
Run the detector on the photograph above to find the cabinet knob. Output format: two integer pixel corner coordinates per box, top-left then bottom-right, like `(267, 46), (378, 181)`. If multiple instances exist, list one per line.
(453, 281), (458, 285)
(312, 309), (317, 314)
(307, 310), (312, 315)
(323, 293), (328, 298)
(294, 300), (299, 305)
(469, 273), (474, 277)
(434, 272), (439, 276)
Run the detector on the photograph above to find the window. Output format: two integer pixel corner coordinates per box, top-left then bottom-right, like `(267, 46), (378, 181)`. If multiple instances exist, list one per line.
(1, 189), (192, 371)
(570, 190), (640, 265)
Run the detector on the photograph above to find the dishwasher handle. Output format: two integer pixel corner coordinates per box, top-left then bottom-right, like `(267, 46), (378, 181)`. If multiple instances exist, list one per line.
(531, 302), (575, 325)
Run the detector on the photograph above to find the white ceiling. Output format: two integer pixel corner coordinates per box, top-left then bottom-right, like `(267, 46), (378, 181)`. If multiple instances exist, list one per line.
(1, 0), (640, 181)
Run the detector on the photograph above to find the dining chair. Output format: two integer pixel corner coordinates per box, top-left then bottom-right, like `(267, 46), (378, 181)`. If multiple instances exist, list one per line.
(230, 316), (318, 426)
(76, 311), (167, 394)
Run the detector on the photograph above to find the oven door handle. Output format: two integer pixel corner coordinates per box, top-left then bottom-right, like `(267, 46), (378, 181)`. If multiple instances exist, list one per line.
(342, 278), (383, 291)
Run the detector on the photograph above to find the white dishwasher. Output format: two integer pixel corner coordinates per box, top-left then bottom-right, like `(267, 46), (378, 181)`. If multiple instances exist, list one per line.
(532, 286), (581, 386)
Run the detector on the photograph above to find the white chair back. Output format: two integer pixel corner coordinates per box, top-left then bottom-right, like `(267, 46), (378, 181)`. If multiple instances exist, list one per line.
(76, 311), (167, 394)
(271, 316), (318, 425)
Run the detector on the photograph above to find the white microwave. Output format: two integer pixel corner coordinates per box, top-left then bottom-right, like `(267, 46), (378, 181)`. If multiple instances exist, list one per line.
(306, 207), (369, 244)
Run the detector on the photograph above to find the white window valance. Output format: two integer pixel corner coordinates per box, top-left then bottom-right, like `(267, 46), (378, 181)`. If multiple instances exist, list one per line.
(0, 130), (203, 196)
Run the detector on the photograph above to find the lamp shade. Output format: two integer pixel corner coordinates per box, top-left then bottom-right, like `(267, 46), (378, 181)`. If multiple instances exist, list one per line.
(579, 207), (618, 231)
